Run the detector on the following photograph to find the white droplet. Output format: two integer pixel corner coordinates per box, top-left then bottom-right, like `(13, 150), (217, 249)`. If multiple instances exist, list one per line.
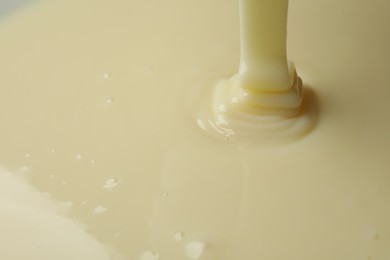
(94, 206), (108, 214)
(51, 149), (56, 153)
(103, 178), (118, 190)
(106, 97), (114, 104)
(61, 181), (67, 186)
(25, 153), (30, 158)
(103, 72), (111, 79)
(50, 174), (56, 178)
(90, 159), (96, 164)
(173, 232), (184, 241)
(76, 153), (83, 160)
(140, 251), (159, 260)
(186, 242), (205, 260)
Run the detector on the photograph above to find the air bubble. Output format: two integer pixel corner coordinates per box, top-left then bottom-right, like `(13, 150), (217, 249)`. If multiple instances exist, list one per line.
(103, 72), (111, 79)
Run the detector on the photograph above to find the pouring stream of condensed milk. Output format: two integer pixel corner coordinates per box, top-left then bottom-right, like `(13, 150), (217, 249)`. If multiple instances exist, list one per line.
(198, 0), (314, 142)
(237, 0), (302, 112)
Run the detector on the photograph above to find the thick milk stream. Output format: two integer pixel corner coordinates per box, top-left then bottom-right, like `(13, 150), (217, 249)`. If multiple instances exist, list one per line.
(238, 0), (291, 92)
(0, 0), (389, 259)
(197, 0), (314, 142)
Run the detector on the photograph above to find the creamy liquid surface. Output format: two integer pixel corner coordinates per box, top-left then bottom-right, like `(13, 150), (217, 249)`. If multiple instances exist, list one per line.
(0, 0), (390, 259)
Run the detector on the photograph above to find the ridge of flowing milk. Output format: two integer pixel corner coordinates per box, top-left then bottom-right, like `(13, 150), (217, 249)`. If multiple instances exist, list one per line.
(197, 0), (316, 143)
(0, 0), (390, 259)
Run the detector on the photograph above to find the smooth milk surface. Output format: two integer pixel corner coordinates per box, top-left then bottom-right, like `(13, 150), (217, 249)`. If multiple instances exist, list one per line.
(0, 0), (389, 259)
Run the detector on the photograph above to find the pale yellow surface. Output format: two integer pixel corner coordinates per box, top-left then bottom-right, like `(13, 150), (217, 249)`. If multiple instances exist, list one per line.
(0, 0), (389, 259)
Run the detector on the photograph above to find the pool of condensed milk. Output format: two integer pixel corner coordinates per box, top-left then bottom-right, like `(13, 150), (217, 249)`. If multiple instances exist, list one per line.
(0, 0), (389, 259)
